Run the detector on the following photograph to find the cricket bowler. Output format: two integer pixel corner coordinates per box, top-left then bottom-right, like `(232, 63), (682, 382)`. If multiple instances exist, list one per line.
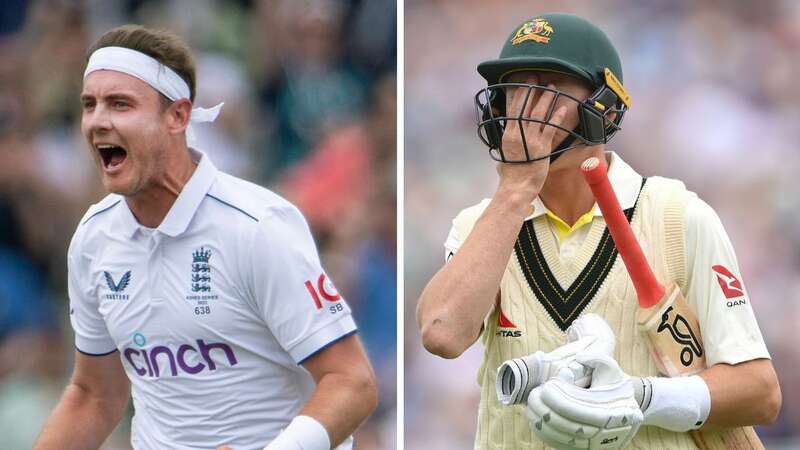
(33, 25), (377, 450)
(416, 12), (781, 450)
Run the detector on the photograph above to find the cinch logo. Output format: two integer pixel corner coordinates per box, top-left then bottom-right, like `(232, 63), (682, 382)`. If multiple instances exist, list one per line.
(123, 338), (238, 378)
(496, 301), (522, 338)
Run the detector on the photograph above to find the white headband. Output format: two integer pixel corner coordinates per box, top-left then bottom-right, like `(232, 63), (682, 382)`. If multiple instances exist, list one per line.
(84, 46), (224, 144)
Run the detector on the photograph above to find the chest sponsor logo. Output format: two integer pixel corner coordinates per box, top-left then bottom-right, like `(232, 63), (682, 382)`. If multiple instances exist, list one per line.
(103, 270), (131, 300)
(186, 246), (218, 313)
(305, 273), (345, 316)
(123, 333), (238, 378)
(711, 264), (747, 307)
(496, 302), (522, 338)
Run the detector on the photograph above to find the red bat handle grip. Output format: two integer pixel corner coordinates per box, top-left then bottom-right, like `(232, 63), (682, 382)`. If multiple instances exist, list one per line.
(581, 157), (664, 308)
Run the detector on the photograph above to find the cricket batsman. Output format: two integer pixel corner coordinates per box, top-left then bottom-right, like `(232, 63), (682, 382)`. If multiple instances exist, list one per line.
(416, 12), (781, 449)
(33, 25), (377, 450)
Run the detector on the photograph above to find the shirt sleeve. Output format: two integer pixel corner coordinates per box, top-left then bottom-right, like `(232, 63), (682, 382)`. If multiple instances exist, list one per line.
(248, 204), (356, 364)
(443, 220), (462, 263)
(443, 199), (492, 263)
(684, 197), (770, 366)
(68, 230), (117, 356)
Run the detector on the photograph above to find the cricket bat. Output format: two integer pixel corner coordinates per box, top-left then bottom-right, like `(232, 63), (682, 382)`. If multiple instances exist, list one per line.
(580, 156), (764, 450)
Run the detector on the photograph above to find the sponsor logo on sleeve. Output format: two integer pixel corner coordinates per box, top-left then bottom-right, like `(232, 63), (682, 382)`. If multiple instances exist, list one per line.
(305, 273), (344, 315)
(711, 265), (747, 308)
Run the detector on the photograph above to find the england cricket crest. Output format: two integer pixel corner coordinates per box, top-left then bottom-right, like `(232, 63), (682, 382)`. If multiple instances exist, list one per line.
(191, 247), (212, 292)
(186, 246), (218, 315)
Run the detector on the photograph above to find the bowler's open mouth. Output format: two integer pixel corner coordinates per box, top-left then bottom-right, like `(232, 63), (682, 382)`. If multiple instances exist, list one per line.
(96, 144), (128, 170)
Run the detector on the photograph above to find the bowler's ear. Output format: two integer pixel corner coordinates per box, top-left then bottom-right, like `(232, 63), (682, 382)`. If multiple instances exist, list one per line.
(165, 98), (192, 134)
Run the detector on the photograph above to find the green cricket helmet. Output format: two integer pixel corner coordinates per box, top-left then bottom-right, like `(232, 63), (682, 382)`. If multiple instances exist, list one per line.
(474, 13), (631, 163)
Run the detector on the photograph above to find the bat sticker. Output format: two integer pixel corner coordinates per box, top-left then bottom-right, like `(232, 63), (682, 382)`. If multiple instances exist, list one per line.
(657, 306), (704, 366)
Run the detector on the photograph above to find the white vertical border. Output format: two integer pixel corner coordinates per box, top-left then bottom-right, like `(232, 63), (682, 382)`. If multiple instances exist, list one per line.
(396, 0), (405, 447)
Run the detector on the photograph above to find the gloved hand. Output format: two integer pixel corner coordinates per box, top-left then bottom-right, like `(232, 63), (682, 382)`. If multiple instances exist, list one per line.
(525, 353), (643, 450)
(496, 313), (616, 405)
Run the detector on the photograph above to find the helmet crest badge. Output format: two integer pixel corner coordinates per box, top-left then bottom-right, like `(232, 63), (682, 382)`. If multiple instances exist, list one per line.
(511, 18), (553, 45)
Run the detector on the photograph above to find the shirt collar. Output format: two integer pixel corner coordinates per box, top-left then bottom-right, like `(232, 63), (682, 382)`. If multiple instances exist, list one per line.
(526, 151), (643, 220)
(116, 149), (218, 238)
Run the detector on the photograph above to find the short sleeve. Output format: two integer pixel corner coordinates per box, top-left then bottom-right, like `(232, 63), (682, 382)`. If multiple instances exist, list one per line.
(248, 205), (356, 364)
(443, 199), (492, 263)
(68, 231), (117, 356)
(684, 198), (770, 366)
(443, 222), (461, 263)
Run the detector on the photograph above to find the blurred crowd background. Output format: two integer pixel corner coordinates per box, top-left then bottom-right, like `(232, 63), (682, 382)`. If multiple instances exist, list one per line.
(405, 0), (800, 449)
(0, 0), (396, 449)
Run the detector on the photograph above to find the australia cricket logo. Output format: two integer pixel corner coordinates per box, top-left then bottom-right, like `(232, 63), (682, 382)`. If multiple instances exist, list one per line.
(191, 247), (212, 292)
(657, 306), (704, 367)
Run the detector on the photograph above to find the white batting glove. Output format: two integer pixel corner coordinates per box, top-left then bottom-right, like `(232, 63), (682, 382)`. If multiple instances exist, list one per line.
(565, 314), (615, 355)
(496, 314), (615, 405)
(526, 353), (643, 450)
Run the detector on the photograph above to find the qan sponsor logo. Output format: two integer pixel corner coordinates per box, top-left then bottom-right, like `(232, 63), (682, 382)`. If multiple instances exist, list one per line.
(123, 338), (238, 377)
(711, 265), (748, 308)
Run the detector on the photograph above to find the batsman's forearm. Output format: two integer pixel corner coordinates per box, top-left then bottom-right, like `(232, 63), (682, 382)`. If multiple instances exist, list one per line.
(300, 370), (379, 447)
(699, 359), (781, 428)
(33, 383), (128, 450)
(418, 187), (533, 358)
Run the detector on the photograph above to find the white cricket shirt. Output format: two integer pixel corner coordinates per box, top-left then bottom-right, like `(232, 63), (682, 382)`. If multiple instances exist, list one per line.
(68, 149), (357, 450)
(444, 152), (770, 367)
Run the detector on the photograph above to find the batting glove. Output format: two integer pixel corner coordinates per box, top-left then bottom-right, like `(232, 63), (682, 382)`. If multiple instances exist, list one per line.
(496, 313), (616, 405)
(526, 353), (643, 450)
